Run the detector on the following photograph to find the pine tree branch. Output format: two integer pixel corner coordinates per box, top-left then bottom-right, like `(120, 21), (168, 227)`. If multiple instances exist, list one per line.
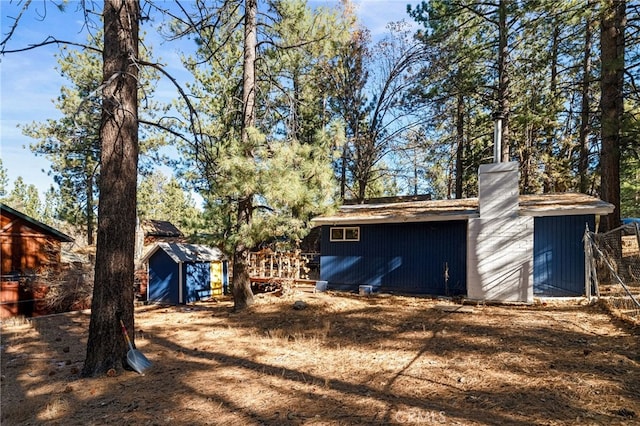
(137, 58), (203, 146)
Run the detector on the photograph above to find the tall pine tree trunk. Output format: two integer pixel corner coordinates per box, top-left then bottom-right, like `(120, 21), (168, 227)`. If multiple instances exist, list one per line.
(579, 13), (594, 194)
(232, 0), (257, 311)
(497, 0), (510, 162)
(600, 0), (625, 232)
(340, 143), (348, 200)
(233, 198), (254, 311)
(455, 93), (464, 198)
(83, 0), (139, 376)
(86, 173), (95, 245)
(544, 25), (560, 193)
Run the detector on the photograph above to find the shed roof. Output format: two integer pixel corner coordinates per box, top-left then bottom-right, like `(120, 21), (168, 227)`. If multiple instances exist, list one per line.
(1, 203), (74, 242)
(312, 193), (614, 225)
(517, 193), (615, 217)
(141, 242), (226, 264)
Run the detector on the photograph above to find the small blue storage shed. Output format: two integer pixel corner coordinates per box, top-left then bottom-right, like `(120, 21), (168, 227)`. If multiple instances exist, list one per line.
(142, 242), (228, 305)
(314, 198), (478, 297)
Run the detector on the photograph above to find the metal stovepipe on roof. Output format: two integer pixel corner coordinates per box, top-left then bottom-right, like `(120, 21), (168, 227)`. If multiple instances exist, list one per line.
(493, 111), (504, 163)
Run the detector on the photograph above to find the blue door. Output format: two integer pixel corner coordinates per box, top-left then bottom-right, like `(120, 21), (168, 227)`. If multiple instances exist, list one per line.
(534, 215), (594, 296)
(148, 250), (179, 304)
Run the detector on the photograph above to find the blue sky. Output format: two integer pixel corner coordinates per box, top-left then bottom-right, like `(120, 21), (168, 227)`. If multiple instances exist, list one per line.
(0, 0), (415, 197)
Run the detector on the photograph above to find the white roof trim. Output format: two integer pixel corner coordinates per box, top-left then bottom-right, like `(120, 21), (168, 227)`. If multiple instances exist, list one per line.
(313, 212), (478, 226)
(519, 206), (615, 217)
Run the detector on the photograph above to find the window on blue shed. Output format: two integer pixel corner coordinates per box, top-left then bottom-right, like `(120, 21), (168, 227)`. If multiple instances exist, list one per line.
(330, 227), (360, 241)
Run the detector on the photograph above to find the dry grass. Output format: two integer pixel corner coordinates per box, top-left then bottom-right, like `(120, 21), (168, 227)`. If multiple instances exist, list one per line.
(2, 289), (639, 425)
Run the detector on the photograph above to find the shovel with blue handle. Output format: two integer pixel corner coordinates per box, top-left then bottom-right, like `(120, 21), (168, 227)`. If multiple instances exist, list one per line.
(120, 319), (152, 375)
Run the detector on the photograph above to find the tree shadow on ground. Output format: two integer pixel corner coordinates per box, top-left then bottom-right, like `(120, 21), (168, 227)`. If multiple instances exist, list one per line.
(1, 293), (639, 425)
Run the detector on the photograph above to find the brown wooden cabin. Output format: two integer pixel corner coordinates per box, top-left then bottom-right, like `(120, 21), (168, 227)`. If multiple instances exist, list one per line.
(1, 203), (74, 318)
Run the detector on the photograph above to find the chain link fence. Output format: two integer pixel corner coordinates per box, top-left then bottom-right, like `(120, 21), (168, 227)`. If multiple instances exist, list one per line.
(585, 222), (640, 324)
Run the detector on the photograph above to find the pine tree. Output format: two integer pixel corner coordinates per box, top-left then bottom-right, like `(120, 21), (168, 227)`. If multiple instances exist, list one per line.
(407, 0), (630, 201)
(0, 159), (8, 198)
(22, 41), (102, 244)
(4, 177), (43, 219)
(324, 22), (370, 200)
(169, 0), (341, 310)
(409, 0), (494, 197)
(137, 170), (200, 233)
(600, 0), (626, 231)
(83, 0), (140, 377)
(22, 29), (161, 245)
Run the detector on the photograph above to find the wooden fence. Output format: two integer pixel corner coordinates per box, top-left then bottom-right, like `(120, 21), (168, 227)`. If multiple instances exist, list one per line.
(248, 251), (319, 283)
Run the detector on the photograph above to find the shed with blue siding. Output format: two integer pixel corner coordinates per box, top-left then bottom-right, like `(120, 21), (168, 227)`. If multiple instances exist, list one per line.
(533, 215), (595, 296)
(321, 220), (468, 296)
(313, 163), (614, 302)
(314, 198), (479, 297)
(142, 242), (228, 305)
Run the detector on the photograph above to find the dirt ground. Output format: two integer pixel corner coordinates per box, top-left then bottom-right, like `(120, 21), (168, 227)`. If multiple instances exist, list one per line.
(2, 288), (639, 425)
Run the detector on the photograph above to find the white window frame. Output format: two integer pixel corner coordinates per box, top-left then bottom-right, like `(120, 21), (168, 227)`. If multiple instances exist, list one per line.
(330, 226), (360, 242)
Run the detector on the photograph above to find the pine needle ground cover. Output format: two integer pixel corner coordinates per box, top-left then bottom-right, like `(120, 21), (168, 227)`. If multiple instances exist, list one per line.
(2, 291), (639, 425)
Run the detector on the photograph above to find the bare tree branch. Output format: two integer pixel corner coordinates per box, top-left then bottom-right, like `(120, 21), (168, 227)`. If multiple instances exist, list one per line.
(0, 0), (33, 52)
(1, 36), (101, 54)
(137, 58), (203, 146)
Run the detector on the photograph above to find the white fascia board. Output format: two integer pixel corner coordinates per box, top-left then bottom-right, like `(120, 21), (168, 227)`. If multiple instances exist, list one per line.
(312, 212), (478, 226)
(520, 206), (615, 217)
(139, 244), (162, 264)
